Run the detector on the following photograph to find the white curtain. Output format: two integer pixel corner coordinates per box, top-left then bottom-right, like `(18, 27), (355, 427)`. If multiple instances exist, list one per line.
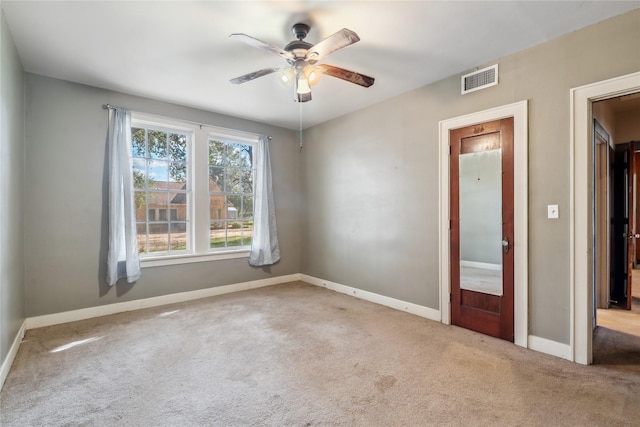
(107, 108), (141, 286)
(249, 136), (281, 266)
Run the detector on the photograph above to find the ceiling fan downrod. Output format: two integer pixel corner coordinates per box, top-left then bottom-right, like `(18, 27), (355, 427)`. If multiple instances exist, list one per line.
(291, 23), (310, 41)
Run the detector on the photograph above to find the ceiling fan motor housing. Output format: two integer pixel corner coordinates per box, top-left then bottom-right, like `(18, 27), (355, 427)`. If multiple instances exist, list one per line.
(292, 23), (310, 40)
(285, 24), (313, 61)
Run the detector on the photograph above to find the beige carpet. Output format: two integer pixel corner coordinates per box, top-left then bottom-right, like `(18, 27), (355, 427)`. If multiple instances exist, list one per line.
(2, 281), (640, 426)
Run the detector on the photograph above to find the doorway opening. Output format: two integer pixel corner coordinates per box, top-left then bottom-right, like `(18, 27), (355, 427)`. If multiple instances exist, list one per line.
(571, 71), (640, 365)
(592, 94), (640, 369)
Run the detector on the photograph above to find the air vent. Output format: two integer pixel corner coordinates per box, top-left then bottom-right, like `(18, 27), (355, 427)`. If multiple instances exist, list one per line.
(461, 64), (498, 95)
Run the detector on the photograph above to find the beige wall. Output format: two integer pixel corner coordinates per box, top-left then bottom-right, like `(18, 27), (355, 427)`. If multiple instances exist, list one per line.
(301, 9), (640, 344)
(0, 10), (26, 367)
(617, 109), (640, 142)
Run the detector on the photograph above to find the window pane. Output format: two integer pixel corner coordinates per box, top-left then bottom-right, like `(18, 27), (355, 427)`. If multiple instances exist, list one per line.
(241, 196), (254, 220)
(227, 221), (244, 247)
(169, 133), (187, 162)
(209, 166), (224, 191)
(132, 128), (146, 157)
(134, 191), (147, 221)
(207, 139), (255, 252)
(227, 143), (246, 168)
(225, 169), (241, 193)
(241, 222), (253, 247)
(148, 223), (169, 253)
(170, 192), (188, 221)
(227, 195), (240, 220)
(148, 160), (169, 190)
(170, 162), (187, 189)
(210, 222), (227, 248)
(170, 222), (187, 251)
(132, 159), (147, 189)
(148, 130), (167, 159)
(136, 223), (147, 253)
(209, 140), (225, 166)
(131, 122), (192, 257)
(241, 169), (253, 193)
(148, 192), (168, 217)
(210, 194), (225, 220)
(239, 145), (252, 169)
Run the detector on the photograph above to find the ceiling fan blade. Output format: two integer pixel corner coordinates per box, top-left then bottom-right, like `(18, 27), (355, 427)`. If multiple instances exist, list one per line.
(305, 28), (360, 63)
(318, 64), (375, 88)
(229, 33), (294, 61)
(230, 68), (284, 84)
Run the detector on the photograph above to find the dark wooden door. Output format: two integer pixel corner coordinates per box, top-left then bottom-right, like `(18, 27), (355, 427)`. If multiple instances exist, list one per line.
(611, 142), (636, 309)
(627, 142), (636, 310)
(450, 118), (514, 341)
(634, 150), (640, 265)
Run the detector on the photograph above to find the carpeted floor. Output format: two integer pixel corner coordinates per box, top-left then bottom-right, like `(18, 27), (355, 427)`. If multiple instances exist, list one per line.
(594, 297), (640, 372)
(2, 281), (640, 426)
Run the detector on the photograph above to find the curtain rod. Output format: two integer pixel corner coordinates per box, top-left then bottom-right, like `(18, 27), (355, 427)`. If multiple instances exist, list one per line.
(103, 104), (271, 140)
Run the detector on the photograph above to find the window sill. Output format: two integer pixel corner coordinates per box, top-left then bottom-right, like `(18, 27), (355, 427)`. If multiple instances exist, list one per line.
(140, 250), (250, 268)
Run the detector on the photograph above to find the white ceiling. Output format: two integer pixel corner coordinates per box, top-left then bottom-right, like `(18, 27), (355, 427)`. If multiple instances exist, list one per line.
(3, 1), (639, 130)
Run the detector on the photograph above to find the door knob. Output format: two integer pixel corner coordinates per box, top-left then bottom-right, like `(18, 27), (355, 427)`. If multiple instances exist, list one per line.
(502, 237), (511, 254)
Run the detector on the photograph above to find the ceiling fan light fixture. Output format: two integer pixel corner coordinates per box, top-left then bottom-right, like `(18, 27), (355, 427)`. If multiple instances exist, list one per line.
(294, 70), (312, 103)
(296, 75), (311, 95)
(304, 65), (322, 86)
(278, 68), (295, 87)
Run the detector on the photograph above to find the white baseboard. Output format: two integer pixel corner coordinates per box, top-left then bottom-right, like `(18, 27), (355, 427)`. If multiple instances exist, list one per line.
(8, 272), (574, 382)
(300, 274), (441, 322)
(26, 274), (301, 329)
(528, 335), (572, 361)
(1, 320), (26, 391)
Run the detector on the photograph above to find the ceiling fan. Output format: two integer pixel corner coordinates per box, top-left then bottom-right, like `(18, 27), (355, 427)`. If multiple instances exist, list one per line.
(229, 23), (375, 102)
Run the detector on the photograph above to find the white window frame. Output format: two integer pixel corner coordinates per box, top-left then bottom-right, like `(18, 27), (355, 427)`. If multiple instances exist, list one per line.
(206, 132), (258, 254)
(131, 113), (259, 268)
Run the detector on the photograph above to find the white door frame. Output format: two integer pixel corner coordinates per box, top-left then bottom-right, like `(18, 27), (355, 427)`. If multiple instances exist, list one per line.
(571, 71), (640, 365)
(439, 101), (529, 347)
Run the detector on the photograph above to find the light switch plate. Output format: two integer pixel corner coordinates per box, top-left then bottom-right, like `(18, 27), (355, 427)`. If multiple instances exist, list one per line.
(548, 204), (559, 219)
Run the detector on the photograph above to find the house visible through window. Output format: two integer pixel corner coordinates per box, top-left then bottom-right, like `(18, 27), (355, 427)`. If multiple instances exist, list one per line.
(130, 114), (258, 263)
(132, 124), (190, 255)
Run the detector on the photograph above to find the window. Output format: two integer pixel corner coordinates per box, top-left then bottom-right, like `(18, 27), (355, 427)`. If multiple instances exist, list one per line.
(130, 114), (258, 265)
(208, 138), (254, 249)
(132, 124), (190, 255)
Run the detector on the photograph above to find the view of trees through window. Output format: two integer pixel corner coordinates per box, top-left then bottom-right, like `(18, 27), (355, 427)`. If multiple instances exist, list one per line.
(130, 120), (256, 257)
(208, 138), (254, 249)
(132, 126), (190, 254)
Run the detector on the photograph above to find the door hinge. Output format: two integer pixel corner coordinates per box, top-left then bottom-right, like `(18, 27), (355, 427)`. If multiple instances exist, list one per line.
(449, 145), (452, 155)
(449, 293), (452, 302)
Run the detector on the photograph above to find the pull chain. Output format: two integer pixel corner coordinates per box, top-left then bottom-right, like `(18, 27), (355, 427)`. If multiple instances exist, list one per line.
(299, 101), (303, 150)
